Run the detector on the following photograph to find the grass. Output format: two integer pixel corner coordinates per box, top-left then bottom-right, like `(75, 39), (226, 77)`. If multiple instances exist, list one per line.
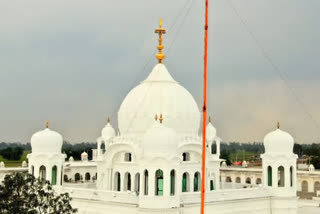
(0, 151), (31, 167)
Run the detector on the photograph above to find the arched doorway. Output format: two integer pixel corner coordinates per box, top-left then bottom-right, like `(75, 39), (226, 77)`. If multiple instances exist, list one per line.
(211, 141), (217, 154)
(114, 172), (121, 191)
(75, 173), (81, 182)
(51, 166), (57, 185)
(85, 172), (91, 181)
(226, 177), (232, 183)
(268, 166), (272, 186)
(155, 169), (163, 196)
(170, 170), (175, 195)
(64, 174), (68, 182)
(314, 182), (320, 193)
(144, 170), (148, 195)
(246, 177), (251, 184)
(256, 178), (262, 185)
(278, 166), (285, 187)
(134, 173), (140, 193)
(39, 165), (46, 181)
(124, 172), (131, 191)
(236, 177), (241, 183)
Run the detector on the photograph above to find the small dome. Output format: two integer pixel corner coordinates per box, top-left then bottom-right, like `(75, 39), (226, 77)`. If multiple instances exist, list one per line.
(22, 161), (27, 167)
(142, 120), (178, 158)
(31, 128), (63, 154)
(0, 161), (5, 168)
(101, 122), (115, 142)
(206, 122), (217, 141)
(221, 161), (227, 167)
(309, 164), (315, 171)
(81, 152), (88, 161)
(263, 128), (294, 155)
(69, 156), (74, 162)
(242, 160), (248, 168)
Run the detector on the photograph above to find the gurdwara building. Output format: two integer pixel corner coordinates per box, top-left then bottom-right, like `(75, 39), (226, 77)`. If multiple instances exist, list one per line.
(26, 22), (299, 214)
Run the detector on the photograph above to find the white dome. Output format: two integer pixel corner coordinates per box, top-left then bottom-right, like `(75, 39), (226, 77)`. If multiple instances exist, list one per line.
(31, 128), (63, 154)
(142, 120), (178, 158)
(101, 122), (115, 142)
(206, 122), (217, 141)
(118, 63), (200, 136)
(263, 128), (294, 155)
(69, 156), (74, 162)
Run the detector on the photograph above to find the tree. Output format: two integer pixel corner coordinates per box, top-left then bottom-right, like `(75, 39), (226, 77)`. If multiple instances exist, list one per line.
(0, 172), (77, 214)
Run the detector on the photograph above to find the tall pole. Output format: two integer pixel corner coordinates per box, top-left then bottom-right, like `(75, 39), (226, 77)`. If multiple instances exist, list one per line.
(201, 0), (209, 214)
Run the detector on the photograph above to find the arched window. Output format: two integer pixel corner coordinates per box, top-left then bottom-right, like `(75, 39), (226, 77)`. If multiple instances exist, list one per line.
(194, 172), (201, 192)
(170, 170), (175, 195)
(51, 166), (57, 185)
(75, 173), (81, 182)
(226, 177), (232, 183)
(182, 172), (190, 192)
(134, 173), (140, 193)
(114, 172), (121, 191)
(278, 166), (285, 187)
(211, 141), (217, 154)
(314, 182), (320, 193)
(290, 166), (293, 187)
(301, 180), (308, 192)
(64, 175), (68, 182)
(124, 153), (132, 162)
(267, 166), (272, 187)
(39, 165), (46, 181)
(256, 178), (262, 185)
(155, 169), (164, 196)
(210, 180), (214, 191)
(85, 172), (91, 181)
(182, 153), (190, 161)
(236, 177), (241, 183)
(245, 177), (251, 184)
(144, 170), (148, 195)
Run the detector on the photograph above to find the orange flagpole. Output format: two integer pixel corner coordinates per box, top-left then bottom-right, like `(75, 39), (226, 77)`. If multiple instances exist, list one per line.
(201, 0), (209, 214)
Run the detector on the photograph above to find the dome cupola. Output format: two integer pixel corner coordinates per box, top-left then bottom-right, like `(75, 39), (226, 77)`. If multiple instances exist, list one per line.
(263, 122), (294, 155)
(30, 121), (63, 154)
(206, 117), (217, 141)
(101, 117), (116, 142)
(142, 115), (178, 159)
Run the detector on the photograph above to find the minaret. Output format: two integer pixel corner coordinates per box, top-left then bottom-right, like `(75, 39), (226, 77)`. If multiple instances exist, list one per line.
(154, 19), (166, 63)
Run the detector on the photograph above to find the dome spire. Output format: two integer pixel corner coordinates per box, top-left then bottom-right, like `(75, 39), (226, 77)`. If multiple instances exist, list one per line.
(155, 19), (166, 63)
(208, 116), (212, 123)
(277, 121), (280, 129)
(159, 114), (163, 123)
(154, 114), (158, 121)
(46, 121), (49, 128)
(107, 117), (111, 124)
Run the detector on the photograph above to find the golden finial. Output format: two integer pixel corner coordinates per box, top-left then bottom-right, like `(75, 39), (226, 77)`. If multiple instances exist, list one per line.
(46, 121), (49, 128)
(155, 19), (166, 63)
(209, 116), (212, 123)
(277, 121), (280, 129)
(107, 117), (110, 123)
(159, 114), (163, 123)
(155, 114), (158, 121)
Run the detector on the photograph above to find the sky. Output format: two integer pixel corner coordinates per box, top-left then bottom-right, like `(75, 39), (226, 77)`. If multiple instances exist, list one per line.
(0, 0), (319, 144)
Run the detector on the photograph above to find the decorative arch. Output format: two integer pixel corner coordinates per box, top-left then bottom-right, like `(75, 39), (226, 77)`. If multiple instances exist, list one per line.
(134, 173), (140, 193)
(124, 172), (131, 191)
(182, 152), (190, 161)
(155, 169), (164, 196)
(226, 176), (232, 183)
(64, 174), (68, 182)
(211, 141), (217, 154)
(51, 165), (57, 185)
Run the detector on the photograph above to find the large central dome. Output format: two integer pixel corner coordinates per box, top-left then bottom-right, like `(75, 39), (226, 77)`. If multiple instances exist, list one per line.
(118, 63), (200, 136)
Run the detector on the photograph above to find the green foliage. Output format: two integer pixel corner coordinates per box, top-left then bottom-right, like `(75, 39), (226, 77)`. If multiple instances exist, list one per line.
(0, 147), (23, 161)
(0, 172), (77, 214)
